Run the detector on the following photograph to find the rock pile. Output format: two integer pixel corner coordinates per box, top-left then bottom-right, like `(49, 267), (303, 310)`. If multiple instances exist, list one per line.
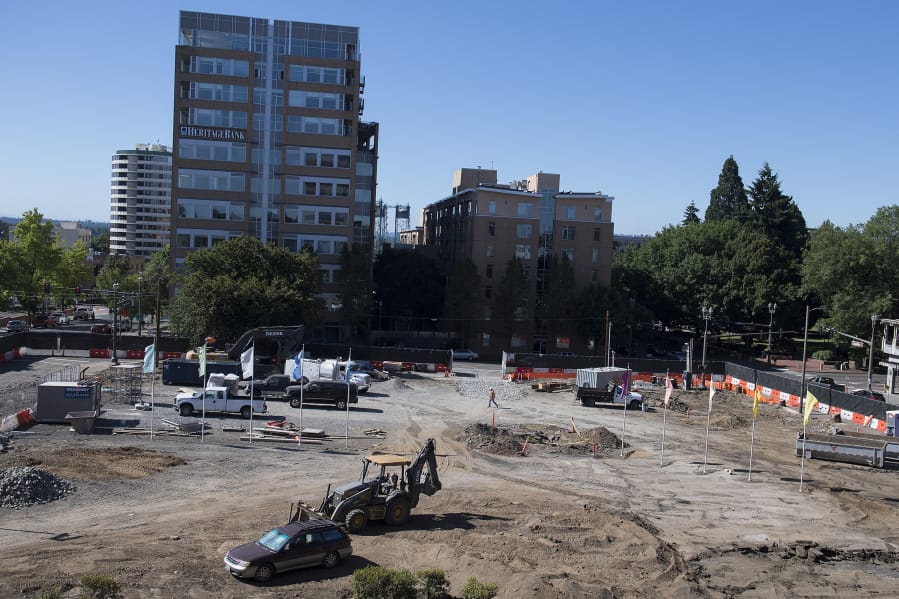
(453, 379), (524, 403)
(0, 467), (76, 509)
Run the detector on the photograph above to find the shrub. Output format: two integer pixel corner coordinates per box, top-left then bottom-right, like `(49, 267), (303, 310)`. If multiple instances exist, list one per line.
(812, 350), (834, 361)
(417, 568), (450, 599)
(40, 588), (62, 599)
(462, 576), (498, 599)
(80, 574), (120, 599)
(352, 566), (415, 599)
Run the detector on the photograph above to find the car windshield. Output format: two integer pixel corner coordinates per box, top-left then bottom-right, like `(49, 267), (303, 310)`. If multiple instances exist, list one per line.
(257, 529), (290, 552)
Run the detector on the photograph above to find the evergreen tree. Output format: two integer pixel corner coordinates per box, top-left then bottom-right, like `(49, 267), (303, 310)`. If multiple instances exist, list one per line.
(443, 260), (482, 347)
(490, 258), (528, 348)
(748, 163), (808, 258)
(683, 201), (701, 225)
(705, 156), (749, 223)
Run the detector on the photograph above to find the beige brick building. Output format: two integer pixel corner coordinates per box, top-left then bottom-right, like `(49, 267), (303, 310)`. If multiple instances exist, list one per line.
(423, 168), (614, 355)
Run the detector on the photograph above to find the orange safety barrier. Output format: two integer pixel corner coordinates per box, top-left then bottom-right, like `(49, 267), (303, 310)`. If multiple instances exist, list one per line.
(90, 348), (110, 358)
(160, 351), (182, 359)
(126, 350), (145, 359)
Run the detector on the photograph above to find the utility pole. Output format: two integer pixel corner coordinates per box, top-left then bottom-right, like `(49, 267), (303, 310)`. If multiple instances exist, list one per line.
(154, 278), (162, 368)
(767, 302), (777, 362)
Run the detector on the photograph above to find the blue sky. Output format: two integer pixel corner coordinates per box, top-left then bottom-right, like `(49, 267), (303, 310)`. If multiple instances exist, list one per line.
(1, 1), (896, 235)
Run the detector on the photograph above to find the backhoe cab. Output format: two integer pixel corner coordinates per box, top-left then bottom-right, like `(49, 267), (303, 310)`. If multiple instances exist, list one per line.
(292, 438), (441, 533)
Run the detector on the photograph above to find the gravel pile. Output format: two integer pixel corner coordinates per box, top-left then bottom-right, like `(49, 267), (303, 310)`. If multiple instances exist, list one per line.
(452, 379), (524, 402)
(0, 467), (76, 509)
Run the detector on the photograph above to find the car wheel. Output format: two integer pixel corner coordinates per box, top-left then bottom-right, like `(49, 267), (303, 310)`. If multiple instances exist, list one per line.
(335, 399), (347, 410)
(322, 550), (340, 569)
(345, 508), (367, 532)
(629, 400), (642, 410)
(179, 404), (193, 417)
(289, 397), (300, 408)
(240, 406), (252, 418)
(254, 562), (275, 583)
(384, 497), (411, 526)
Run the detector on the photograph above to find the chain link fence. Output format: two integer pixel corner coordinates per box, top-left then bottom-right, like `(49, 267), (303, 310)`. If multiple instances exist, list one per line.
(0, 364), (84, 417)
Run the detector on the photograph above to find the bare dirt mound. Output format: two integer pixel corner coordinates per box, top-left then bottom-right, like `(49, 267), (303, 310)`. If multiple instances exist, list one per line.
(0, 446), (186, 481)
(456, 423), (627, 458)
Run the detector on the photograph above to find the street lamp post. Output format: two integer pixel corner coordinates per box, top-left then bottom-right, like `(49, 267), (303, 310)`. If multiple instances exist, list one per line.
(800, 305), (826, 412)
(111, 283), (120, 365)
(868, 314), (879, 391)
(138, 276), (143, 337)
(767, 302), (777, 361)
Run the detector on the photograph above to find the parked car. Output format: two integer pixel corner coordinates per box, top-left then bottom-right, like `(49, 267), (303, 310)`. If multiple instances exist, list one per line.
(808, 376), (836, 387)
(90, 322), (111, 334)
(74, 306), (95, 320)
(287, 380), (359, 410)
(224, 519), (352, 582)
(31, 313), (49, 328)
(849, 388), (886, 402)
(50, 312), (70, 326)
(354, 365), (390, 381)
(5, 320), (28, 333)
(114, 318), (132, 332)
(452, 348), (479, 361)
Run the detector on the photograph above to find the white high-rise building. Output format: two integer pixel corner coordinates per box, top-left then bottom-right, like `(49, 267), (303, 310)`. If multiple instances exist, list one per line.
(110, 143), (173, 256)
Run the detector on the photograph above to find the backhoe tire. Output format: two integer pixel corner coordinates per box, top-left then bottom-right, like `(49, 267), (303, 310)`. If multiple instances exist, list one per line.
(179, 404), (193, 417)
(345, 508), (367, 532)
(384, 497), (412, 526)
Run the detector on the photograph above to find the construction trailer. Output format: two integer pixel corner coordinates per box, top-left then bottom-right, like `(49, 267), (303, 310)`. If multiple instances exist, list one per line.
(34, 380), (101, 424)
(796, 428), (899, 468)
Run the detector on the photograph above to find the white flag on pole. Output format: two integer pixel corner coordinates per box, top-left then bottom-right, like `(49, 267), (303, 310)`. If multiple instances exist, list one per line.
(143, 343), (155, 374)
(664, 376), (673, 407)
(708, 381), (716, 412)
(240, 346), (254, 380)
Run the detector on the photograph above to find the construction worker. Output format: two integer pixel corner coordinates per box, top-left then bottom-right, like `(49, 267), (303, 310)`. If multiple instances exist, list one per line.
(488, 387), (498, 408)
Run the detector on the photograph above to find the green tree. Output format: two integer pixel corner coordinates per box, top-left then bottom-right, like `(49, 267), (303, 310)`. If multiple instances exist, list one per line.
(141, 246), (173, 322)
(748, 163), (808, 258)
(682, 200), (701, 225)
(373, 248), (445, 334)
(338, 245), (374, 342)
(90, 232), (110, 254)
(705, 155), (749, 223)
(170, 237), (321, 344)
(13, 209), (62, 313)
(443, 259), (482, 347)
(490, 258), (528, 348)
(541, 254), (577, 350)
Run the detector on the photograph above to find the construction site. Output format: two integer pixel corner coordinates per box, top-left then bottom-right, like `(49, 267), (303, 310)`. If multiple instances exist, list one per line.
(1, 358), (898, 598)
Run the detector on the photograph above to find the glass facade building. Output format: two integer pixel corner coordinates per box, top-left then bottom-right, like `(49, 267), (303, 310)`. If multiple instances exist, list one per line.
(171, 11), (378, 333)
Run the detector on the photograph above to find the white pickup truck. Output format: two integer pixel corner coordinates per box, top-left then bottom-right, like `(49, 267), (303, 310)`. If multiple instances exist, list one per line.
(174, 386), (267, 418)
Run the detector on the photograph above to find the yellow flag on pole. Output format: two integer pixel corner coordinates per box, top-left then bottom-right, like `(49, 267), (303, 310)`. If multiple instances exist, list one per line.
(753, 386), (761, 418)
(803, 390), (819, 426)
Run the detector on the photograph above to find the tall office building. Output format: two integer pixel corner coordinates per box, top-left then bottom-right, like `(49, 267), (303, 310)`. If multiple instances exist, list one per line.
(110, 144), (173, 256)
(423, 168), (615, 355)
(171, 11), (378, 338)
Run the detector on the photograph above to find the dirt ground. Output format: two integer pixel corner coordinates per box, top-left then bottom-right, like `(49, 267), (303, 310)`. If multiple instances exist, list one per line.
(1, 369), (899, 598)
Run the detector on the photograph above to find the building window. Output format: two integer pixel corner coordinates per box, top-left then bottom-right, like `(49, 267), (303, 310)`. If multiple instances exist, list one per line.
(486, 264), (493, 279)
(592, 248), (600, 263)
(593, 228), (601, 241)
(564, 205), (576, 220)
(511, 335), (526, 348)
(488, 221), (495, 236)
(561, 248), (574, 261)
(481, 333), (490, 348)
(594, 207), (603, 222)
(516, 224), (532, 238)
(515, 245), (532, 259)
(592, 269), (599, 281)
(556, 337), (571, 350)
(488, 200), (496, 215)
(518, 203), (533, 218)
(485, 285), (492, 299)
(561, 226), (575, 240)
(523, 265), (530, 279)
(486, 243), (494, 257)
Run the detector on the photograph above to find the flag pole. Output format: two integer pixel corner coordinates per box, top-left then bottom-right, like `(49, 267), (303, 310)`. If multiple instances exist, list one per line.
(249, 340), (255, 444)
(702, 375), (714, 473)
(620, 364), (630, 458)
(299, 344), (304, 447)
(345, 349), (351, 449)
(748, 378), (758, 482)
(201, 342), (208, 443)
(660, 369), (670, 468)
(799, 425), (809, 491)
(799, 390), (819, 492)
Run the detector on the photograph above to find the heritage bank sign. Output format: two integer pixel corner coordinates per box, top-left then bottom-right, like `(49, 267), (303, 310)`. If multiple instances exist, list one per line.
(179, 126), (246, 141)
